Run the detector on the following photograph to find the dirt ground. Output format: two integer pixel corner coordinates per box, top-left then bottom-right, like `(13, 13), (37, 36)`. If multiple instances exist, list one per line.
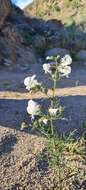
(0, 62), (86, 189)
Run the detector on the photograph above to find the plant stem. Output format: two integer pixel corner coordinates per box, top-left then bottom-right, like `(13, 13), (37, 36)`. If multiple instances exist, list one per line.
(50, 117), (56, 154)
(53, 79), (56, 98)
(51, 63), (63, 190)
(52, 61), (59, 99)
(50, 73), (57, 151)
(51, 117), (54, 137)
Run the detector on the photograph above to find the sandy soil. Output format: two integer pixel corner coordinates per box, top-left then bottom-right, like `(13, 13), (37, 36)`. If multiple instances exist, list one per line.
(0, 62), (86, 189)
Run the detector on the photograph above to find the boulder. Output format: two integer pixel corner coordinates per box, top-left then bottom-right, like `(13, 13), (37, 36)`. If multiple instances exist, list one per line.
(45, 48), (69, 57)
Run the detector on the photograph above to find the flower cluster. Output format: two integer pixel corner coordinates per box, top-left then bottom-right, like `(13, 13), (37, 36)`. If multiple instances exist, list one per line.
(43, 54), (72, 78)
(49, 107), (58, 117)
(24, 75), (41, 91)
(27, 100), (41, 119)
(58, 55), (72, 78)
(24, 54), (72, 121)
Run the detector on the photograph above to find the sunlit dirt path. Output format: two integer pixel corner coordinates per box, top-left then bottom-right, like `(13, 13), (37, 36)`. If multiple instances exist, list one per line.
(0, 85), (86, 100)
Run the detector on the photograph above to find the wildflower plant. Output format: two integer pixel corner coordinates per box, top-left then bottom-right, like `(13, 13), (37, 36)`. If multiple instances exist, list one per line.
(24, 54), (72, 133)
(23, 54), (79, 189)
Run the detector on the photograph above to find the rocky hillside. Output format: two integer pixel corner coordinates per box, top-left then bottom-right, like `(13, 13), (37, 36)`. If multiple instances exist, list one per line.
(0, 0), (64, 68)
(0, 0), (71, 68)
(24, 0), (86, 57)
(0, 0), (43, 67)
(25, 0), (86, 25)
(1, 0), (86, 68)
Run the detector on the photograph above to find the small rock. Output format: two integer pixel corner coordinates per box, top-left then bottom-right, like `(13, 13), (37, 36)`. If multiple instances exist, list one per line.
(3, 59), (12, 66)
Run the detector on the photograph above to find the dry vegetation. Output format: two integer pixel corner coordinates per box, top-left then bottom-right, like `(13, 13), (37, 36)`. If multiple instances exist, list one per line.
(25, 0), (86, 24)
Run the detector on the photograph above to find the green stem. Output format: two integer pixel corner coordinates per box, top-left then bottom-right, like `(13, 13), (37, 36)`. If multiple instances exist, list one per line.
(52, 61), (59, 98)
(51, 79), (56, 108)
(50, 72), (57, 151)
(51, 117), (54, 137)
(53, 79), (56, 98)
(50, 117), (56, 155)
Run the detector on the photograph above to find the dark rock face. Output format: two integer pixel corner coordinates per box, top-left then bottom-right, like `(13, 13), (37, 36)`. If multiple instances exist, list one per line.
(0, 0), (12, 27)
(0, 4), (39, 66)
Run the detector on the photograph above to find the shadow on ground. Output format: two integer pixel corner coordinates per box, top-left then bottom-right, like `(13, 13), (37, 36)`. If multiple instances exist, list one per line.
(0, 95), (86, 136)
(0, 134), (17, 156)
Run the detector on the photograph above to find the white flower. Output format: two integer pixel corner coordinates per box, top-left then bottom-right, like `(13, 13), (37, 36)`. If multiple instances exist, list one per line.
(43, 118), (48, 125)
(46, 56), (50, 60)
(43, 63), (51, 74)
(46, 56), (53, 60)
(61, 55), (72, 66)
(24, 75), (41, 91)
(49, 107), (58, 117)
(58, 65), (71, 78)
(27, 100), (41, 118)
